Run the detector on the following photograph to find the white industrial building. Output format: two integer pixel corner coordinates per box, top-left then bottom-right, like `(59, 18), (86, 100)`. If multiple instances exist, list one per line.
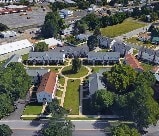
(0, 31), (17, 38)
(0, 39), (33, 61)
(39, 37), (63, 49)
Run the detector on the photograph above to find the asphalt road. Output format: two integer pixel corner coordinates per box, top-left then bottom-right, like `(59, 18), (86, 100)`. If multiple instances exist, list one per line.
(0, 120), (108, 136)
(12, 129), (106, 136)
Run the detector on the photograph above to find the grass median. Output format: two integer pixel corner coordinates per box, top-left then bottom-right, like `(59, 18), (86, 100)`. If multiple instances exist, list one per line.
(63, 79), (80, 115)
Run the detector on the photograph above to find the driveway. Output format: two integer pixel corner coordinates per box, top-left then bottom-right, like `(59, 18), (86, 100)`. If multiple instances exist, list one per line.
(2, 100), (25, 120)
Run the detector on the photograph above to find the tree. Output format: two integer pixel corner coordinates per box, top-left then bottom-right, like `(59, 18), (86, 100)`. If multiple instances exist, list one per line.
(111, 124), (140, 136)
(103, 64), (136, 93)
(41, 12), (65, 38)
(72, 58), (81, 73)
(129, 84), (159, 130)
(0, 62), (31, 100)
(73, 20), (87, 35)
(42, 119), (74, 136)
(45, 99), (68, 118)
(0, 93), (14, 119)
(91, 89), (114, 112)
(87, 35), (98, 51)
(0, 23), (8, 32)
(0, 124), (12, 136)
(93, 27), (101, 36)
(34, 42), (48, 52)
(42, 99), (74, 136)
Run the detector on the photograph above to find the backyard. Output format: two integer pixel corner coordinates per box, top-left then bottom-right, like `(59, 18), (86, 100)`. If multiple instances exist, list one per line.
(101, 18), (146, 37)
(62, 66), (89, 78)
(141, 62), (155, 71)
(23, 103), (43, 115)
(63, 79), (80, 115)
(126, 37), (155, 49)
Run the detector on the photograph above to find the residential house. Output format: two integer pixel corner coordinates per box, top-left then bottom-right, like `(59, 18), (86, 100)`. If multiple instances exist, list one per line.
(28, 52), (65, 64)
(0, 39), (33, 61)
(111, 42), (133, 57)
(26, 69), (50, 84)
(61, 46), (89, 58)
(87, 52), (120, 64)
(124, 54), (143, 71)
(88, 69), (110, 96)
(138, 32), (151, 42)
(36, 72), (58, 103)
(2, 54), (22, 68)
(76, 34), (88, 41)
(138, 47), (156, 62)
(97, 36), (113, 49)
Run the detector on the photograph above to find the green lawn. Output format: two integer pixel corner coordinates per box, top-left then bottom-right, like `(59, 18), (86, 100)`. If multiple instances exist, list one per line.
(56, 89), (63, 97)
(101, 18), (146, 37)
(58, 76), (65, 86)
(62, 66), (88, 78)
(141, 63), (154, 71)
(23, 103), (42, 115)
(126, 37), (154, 49)
(63, 79), (80, 115)
(22, 53), (29, 61)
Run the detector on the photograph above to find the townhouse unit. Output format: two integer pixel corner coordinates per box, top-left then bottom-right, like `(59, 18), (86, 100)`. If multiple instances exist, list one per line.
(26, 69), (50, 84)
(97, 36), (113, 49)
(28, 52), (65, 65)
(138, 47), (159, 64)
(87, 52), (120, 64)
(36, 72), (58, 103)
(111, 42), (133, 57)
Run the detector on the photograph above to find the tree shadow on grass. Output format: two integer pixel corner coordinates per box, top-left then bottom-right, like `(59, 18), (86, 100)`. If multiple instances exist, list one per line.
(62, 69), (75, 75)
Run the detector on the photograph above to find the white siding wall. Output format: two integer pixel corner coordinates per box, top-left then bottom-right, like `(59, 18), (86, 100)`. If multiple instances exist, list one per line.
(128, 48), (133, 54)
(37, 91), (52, 103)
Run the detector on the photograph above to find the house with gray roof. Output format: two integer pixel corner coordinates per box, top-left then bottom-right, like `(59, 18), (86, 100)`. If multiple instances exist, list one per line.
(88, 68), (111, 96)
(62, 46), (89, 58)
(3, 54), (22, 68)
(87, 52), (120, 64)
(138, 47), (159, 64)
(97, 36), (113, 48)
(111, 42), (133, 57)
(26, 69), (50, 84)
(28, 52), (65, 65)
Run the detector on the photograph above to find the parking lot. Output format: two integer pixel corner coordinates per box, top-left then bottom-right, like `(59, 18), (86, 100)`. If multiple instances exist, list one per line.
(0, 8), (47, 29)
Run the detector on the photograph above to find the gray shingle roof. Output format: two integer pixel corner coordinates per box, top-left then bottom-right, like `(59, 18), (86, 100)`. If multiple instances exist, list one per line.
(3, 54), (22, 68)
(97, 36), (113, 47)
(28, 52), (65, 61)
(88, 52), (120, 61)
(26, 69), (50, 77)
(139, 47), (156, 56)
(89, 72), (106, 96)
(111, 42), (132, 54)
